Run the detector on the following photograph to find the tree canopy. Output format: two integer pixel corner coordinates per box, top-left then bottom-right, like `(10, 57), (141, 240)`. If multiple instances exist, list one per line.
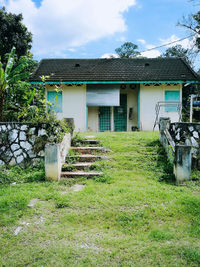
(0, 7), (32, 62)
(115, 42), (140, 58)
(178, 6), (200, 52)
(161, 45), (192, 65)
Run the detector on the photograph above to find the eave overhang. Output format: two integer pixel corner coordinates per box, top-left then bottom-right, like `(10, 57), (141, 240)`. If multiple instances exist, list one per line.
(29, 80), (199, 85)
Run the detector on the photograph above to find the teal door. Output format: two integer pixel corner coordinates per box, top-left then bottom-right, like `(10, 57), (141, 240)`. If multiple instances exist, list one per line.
(114, 94), (127, 131)
(99, 107), (111, 131)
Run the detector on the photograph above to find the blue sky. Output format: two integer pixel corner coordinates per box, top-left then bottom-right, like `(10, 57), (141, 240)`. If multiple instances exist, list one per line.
(0, 0), (199, 67)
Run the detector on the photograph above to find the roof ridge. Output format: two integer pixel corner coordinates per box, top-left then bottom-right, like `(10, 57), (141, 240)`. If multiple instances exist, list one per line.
(40, 57), (182, 61)
(179, 58), (200, 80)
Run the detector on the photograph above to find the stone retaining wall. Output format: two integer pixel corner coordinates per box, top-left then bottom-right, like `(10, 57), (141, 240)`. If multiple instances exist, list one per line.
(169, 122), (200, 158)
(159, 118), (200, 183)
(0, 122), (67, 166)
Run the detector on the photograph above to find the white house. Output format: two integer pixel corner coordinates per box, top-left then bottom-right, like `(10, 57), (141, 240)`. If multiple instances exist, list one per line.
(30, 58), (199, 131)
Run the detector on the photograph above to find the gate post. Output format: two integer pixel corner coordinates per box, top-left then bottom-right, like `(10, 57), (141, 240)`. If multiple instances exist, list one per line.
(174, 145), (192, 183)
(159, 117), (171, 145)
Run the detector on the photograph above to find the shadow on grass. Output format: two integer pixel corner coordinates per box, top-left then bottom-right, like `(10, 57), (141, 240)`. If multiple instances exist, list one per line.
(147, 140), (176, 185)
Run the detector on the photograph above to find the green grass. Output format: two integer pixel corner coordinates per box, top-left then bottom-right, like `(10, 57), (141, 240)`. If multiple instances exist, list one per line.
(0, 131), (200, 266)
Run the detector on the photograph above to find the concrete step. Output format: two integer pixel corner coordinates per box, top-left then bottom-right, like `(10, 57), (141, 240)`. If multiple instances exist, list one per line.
(71, 146), (110, 154)
(81, 139), (100, 145)
(61, 171), (103, 178)
(62, 162), (93, 171)
(66, 154), (108, 162)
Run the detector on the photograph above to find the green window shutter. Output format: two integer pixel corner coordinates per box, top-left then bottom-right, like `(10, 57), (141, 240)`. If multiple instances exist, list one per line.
(165, 90), (180, 112)
(47, 91), (62, 113)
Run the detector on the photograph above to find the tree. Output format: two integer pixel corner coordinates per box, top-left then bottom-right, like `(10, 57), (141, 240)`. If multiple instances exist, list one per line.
(115, 42), (140, 58)
(0, 7), (32, 63)
(178, 11), (200, 51)
(161, 45), (192, 65)
(0, 47), (30, 121)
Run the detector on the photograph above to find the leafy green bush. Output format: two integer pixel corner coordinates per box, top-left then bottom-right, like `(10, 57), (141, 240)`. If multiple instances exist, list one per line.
(0, 161), (45, 184)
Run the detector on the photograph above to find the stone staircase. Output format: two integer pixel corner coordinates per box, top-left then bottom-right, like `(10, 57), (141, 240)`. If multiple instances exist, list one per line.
(61, 137), (109, 179)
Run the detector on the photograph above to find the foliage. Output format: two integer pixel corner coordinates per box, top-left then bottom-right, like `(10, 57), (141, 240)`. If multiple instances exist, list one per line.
(161, 44), (192, 65)
(0, 47), (69, 141)
(178, 4), (200, 67)
(0, 161), (45, 184)
(0, 7), (32, 63)
(71, 133), (86, 147)
(0, 47), (31, 121)
(182, 83), (199, 122)
(115, 42), (140, 58)
(179, 10), (200, 50)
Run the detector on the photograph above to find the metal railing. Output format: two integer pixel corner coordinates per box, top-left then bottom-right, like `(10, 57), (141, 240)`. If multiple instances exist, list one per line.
(153, 101), (182, 130)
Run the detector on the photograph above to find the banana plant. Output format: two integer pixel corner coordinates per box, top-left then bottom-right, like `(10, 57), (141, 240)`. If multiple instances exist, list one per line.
(0, 47), (30, 121)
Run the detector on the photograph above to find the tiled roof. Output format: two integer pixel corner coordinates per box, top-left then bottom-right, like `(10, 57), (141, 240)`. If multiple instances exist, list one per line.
(30, 58), (199, 82)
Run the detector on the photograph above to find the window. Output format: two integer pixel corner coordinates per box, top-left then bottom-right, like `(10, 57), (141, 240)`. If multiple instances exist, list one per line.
(47, 91), (62, 113)
(165, 90), (180, 112)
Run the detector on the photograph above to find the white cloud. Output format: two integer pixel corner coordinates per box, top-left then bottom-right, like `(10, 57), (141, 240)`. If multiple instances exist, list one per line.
(140, 43), (161, 58)
(141, 49), (161, 58)
(101, 53), (119, 58)
(137, 39), (161, 58)
(159, 34), (194, 50)
(138, 34), (195, 58)
(68, 48), (76, 52)
(137, 39), (146, 45)
(117, 36), (127, 42)
(1, 0), (137, 58)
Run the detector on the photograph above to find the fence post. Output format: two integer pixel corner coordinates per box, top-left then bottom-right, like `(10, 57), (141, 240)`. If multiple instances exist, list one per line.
(45, 143), (61, 181)
(45, 133), (71, 181)
(159, 117), (171, 145)
(174, 145), (192, 183)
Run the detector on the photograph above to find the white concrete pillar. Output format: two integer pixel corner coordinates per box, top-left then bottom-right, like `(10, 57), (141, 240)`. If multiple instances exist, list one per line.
(174, 145), (192, 183)
(45, 143), (61, 181)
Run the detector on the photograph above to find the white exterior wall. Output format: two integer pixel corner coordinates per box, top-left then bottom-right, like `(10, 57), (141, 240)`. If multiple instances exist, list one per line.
(88, 107), (99, 132)
(140, 83), (182, 131)
(121, 85), (138, 131)
(46, 84), (86, 132)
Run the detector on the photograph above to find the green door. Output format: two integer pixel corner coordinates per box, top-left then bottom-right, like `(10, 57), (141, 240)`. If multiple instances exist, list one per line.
(99, 107), (111, 131)
(114, 94), (127, 131)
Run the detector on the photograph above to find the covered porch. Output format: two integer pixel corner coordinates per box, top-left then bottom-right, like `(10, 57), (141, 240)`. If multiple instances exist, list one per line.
(86, 84), (139, 132)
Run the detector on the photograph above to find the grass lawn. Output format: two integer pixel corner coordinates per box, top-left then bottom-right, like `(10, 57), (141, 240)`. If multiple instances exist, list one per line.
(0, 131), (200, 266)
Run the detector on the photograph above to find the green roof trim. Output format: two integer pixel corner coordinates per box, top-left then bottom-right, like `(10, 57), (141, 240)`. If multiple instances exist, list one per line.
(29, 80), (199, 85)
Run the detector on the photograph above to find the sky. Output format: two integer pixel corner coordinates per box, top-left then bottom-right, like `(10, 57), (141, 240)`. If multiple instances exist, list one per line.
(0, 0), (199, 68)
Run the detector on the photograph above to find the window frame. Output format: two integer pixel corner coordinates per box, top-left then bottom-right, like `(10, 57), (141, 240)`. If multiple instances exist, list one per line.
(164, 90), (180, 113)
(47, 90), (63, 113)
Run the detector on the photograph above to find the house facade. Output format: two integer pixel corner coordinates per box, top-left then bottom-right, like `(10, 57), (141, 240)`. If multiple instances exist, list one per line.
(30, 58), (199, 131)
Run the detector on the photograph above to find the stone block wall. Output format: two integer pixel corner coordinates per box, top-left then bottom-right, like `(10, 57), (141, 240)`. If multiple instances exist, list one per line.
(0, 122), (67, 166)
(169, 122), (200, 158)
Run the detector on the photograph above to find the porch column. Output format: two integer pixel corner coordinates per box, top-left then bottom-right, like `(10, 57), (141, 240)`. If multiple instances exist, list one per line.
(111, 107), (114, 131)
(138, 87), (140, 130)
(86, 106), (88, 131)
